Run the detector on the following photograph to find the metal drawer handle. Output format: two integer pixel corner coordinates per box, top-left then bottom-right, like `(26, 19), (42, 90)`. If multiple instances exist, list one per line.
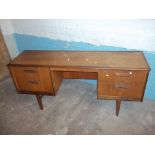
(114, 83), (129, 89)
(115, 71), (132, 77)
(27, 81), (39, 84)
(24, 69), (37, 73)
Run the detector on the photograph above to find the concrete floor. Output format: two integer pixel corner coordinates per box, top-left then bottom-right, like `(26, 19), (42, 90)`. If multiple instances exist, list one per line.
(0, 77), (155, 135)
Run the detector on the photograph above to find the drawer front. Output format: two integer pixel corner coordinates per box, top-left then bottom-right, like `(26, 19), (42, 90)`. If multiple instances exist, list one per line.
(10, 66), (54, 94)
(103, 70), (145, 83)
(98, 69), (148, 100)
(102, 80), (143, 99)
(10, 67), (40, 79)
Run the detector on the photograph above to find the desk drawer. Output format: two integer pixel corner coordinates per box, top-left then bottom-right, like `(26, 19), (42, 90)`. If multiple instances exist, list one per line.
(102, 80), (143, 99)
(98, 69), (148, 100)
(10, 67), (39, 79)
(9, 66), (54, 94)
(15, 78), (42, 92)
(103, 70), (145, 83)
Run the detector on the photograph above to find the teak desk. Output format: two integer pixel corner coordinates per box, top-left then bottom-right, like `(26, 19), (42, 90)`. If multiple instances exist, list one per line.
(8, 50), (150, 116)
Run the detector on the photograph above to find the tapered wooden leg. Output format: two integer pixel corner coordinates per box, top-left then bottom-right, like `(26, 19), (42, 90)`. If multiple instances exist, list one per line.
(116, 99), (121, 116)
(36, 95), (43, 110)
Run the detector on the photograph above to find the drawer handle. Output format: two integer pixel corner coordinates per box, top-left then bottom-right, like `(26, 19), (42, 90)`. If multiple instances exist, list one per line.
(27, 81), (39, 84)
(24, 69), (37, 73)
(115, 71), (132, 77)
(114, 83), (129, 89)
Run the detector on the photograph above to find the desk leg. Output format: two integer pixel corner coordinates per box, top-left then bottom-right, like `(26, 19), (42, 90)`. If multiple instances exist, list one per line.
(116, 99), (121, 116)
(36, 95), (43, 110)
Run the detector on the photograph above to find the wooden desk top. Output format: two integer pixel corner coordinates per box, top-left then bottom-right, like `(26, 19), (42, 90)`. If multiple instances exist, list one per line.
(9, 50), (150, 70)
